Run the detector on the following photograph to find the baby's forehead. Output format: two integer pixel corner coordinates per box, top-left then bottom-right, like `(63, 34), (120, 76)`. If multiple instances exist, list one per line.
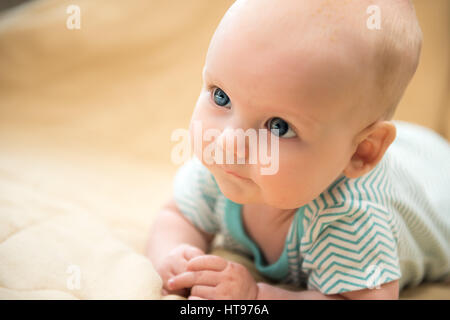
(222, 0), (371, 43)
(209, 0), (374, 82)
(207, 4), (369, 105)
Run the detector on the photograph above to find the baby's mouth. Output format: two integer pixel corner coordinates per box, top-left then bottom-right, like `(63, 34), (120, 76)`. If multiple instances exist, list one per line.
(222, 167), (252, 181)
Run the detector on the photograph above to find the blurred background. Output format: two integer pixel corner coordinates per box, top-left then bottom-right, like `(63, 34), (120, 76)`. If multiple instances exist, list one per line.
(0, 0), (232, 165)
(0, 0), (448, 299)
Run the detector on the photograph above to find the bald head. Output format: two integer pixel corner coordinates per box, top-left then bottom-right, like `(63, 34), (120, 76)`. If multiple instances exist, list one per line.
(206, 0), (422, 127)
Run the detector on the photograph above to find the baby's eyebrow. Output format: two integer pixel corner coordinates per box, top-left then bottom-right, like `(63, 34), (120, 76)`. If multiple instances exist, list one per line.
(203, 69), (222, 87)
(269, 105), (319, 135)
(203, 70), (232, 97)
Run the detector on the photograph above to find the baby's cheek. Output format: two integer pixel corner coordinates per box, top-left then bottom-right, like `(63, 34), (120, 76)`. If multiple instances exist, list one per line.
(257, 169), (312, 208)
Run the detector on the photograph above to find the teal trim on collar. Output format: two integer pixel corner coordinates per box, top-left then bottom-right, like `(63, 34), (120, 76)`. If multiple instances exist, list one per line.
(224, 199), (293, 281)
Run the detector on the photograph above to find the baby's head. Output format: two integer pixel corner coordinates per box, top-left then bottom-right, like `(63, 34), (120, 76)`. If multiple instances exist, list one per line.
(189, 0), (422, 209)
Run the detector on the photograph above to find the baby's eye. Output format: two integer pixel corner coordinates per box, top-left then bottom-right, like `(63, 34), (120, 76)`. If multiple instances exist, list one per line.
(267, 117), (297, 138)
(212, 87), (231, 107)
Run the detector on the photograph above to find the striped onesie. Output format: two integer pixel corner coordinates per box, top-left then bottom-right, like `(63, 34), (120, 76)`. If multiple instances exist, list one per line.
(173, 120), (450, 294)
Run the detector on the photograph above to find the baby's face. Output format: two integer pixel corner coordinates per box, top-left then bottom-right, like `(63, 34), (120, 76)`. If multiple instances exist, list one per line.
(189, 0), (375, 209)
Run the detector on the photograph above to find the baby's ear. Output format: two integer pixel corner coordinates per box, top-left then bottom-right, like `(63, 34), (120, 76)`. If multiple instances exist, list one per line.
(343, 121), (396, 179)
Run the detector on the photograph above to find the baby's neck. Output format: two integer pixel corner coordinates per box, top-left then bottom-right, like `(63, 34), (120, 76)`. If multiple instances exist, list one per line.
(244, 203), (297, 225)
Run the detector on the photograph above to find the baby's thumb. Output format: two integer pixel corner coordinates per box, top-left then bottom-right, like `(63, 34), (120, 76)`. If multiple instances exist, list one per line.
(183, 246), (205, 261)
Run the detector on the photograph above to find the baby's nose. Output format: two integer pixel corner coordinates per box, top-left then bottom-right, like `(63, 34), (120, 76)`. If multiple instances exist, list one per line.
(216, 127), (250, 164)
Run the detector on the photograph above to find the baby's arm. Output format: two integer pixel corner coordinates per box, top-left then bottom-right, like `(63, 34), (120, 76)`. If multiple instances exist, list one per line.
(256, 280), (399, 300)
(147, 198), (214, 296)
(168, 255), (399, 300)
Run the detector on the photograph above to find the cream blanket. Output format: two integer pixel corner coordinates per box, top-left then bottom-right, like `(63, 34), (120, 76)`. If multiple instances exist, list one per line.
(0, 0), (449, 299)
(0, 148), (167, 299)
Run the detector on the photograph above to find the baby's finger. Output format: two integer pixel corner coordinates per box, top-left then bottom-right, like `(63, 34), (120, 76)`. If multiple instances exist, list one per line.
(169, 259), (188, 276)
(187, 255), (228, 272)
(190, 285), (216, 300)
(183, 246), (205, 261)
(162, 280), (188, 296)
(168, 271), (219, 291)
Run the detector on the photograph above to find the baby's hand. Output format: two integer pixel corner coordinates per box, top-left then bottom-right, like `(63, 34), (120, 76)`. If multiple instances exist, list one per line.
(167, 255), (259, 300)
(156, 244), (205, 297)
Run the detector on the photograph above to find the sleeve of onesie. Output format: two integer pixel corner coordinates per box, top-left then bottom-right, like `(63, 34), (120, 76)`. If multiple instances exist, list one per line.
(172, 156), (222, 235)
(301, 203), (402, 295)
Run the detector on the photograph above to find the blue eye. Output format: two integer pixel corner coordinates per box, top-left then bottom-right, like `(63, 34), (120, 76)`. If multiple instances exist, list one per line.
(268, 117), (297, 138)
(213, 87), (231, 107)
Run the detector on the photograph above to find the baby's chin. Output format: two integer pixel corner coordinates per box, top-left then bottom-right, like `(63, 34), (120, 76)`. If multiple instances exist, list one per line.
(208, 168), (259, 204)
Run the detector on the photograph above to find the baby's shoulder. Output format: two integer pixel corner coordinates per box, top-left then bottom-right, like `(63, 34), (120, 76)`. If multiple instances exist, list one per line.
(173, 156), (221, 196)
(298, 159), (397, 240)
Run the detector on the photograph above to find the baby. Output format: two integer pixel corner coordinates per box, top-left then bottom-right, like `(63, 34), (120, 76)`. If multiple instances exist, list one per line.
(148, 0), (450, 299)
